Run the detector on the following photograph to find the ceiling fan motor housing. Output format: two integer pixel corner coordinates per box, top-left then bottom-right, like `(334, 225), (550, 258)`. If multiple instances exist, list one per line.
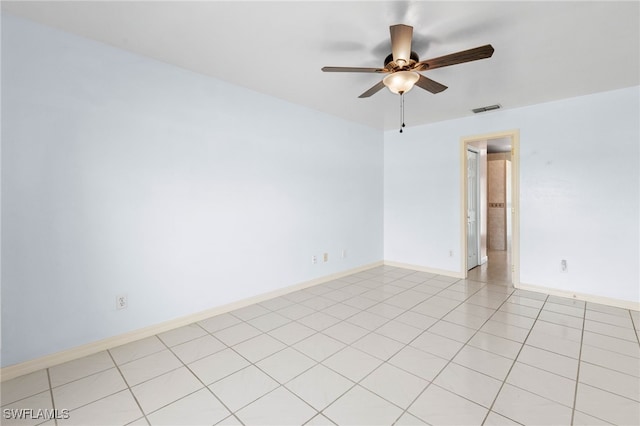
(384, 51), (420, 71)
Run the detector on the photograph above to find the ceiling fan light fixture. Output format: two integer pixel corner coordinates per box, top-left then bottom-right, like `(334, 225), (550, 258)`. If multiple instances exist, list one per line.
(383, 71), (420, 95)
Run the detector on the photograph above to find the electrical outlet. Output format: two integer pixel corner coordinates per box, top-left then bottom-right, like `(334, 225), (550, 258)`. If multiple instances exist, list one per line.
(449, 250), (453, 257)
(323, 253), (329, 263)
(311, 255), (317, 264)
(561, 259), (568, 272)
(116, 294), (128, 310)
(341, 249), (347, 259)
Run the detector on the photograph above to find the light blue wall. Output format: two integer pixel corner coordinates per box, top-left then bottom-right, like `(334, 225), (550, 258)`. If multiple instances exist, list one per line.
(385, 86), (640, 304)
(1, 15), (383, 367)
(3, 12), (639, 368)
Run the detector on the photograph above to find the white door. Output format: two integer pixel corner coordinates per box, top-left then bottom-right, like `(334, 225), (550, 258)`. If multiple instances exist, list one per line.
(467, 149), (479, 269)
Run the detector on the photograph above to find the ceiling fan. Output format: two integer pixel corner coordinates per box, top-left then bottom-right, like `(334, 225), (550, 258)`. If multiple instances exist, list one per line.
(322, 24), (495, 99)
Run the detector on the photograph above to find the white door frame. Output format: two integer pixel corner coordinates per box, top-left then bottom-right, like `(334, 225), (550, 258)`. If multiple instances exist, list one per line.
(466, 147), (481, 270)
(460, 130), (520, 286)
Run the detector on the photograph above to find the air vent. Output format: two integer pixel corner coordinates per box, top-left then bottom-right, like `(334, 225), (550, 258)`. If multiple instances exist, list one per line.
(472, 104), (501, 114)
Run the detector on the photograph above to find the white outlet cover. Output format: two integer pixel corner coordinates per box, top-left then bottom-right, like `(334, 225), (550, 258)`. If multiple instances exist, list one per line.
(116, 294), (128, 310)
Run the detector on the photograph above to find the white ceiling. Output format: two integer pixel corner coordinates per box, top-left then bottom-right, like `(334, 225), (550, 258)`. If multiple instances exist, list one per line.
(3, 1), (639, 131)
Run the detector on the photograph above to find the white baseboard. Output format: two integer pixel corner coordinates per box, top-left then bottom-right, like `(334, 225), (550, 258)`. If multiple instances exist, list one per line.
(5, 261), (637, 382)
(383, 262), (639, 311)
(383, 260), (465, 279)
(1, 261), (383, 382)
(518, 282), (640, 311)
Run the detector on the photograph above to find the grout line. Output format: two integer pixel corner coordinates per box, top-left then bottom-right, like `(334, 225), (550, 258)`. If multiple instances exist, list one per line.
(572, 378), (640, 404)
(570, 302), (587, 426)
(578, 357), (640, 379)
(160, 335), (249, 426)
(301, 270), (434, 416)
(221, 292), (362, 423)
(106, 349), (151, 426)
(200, 270), (476, 423)
(629, 309), (640, 344)
(479, 293), (549, 425)
(45, 368), (57, 426)
(303, 413), (337, 426)
(110, 337), (166, 366)
(44, 362), (139, 416)
(387, 280), (518, 425)
(44, 363), (115, 390)
(583, 315), (638, 331)
(171, 304), (368, 425)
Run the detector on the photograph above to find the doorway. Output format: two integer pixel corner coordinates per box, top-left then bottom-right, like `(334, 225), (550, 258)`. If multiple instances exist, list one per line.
(460, 130), (520, 286)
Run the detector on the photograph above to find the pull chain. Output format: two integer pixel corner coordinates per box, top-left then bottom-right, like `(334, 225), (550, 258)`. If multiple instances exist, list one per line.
(400, 92), (404, 131)
(399, 92), (406, 133)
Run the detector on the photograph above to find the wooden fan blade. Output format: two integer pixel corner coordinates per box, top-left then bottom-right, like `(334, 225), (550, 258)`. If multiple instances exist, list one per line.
(322, 66), (387, 73)
(415, 75), (448, 94)
(414, 44), (494, 71)
(390, 24), (413, 63)
(358, 80), (386, 98)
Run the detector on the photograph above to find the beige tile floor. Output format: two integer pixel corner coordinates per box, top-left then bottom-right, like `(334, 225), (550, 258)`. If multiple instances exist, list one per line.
(467, 249), (512, 285)
(2, 265), (639, 425)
